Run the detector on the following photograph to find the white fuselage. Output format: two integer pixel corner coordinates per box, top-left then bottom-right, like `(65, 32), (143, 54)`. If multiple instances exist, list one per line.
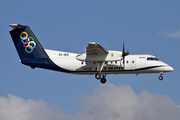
(9, 24), (174, 83)
(45, 49), (173, 75)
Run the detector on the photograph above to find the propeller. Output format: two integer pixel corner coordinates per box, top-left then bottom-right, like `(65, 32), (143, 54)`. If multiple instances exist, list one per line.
(122, 42), (129, 64)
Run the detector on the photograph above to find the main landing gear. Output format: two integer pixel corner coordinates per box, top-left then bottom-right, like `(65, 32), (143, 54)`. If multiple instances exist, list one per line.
(159, 72), (163, 80)
(95, 74), (107, 84)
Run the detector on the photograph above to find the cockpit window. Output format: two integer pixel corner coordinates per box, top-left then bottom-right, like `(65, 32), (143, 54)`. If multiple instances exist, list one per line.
(153, 58), (159, 61)
(147, 57), (159, 61)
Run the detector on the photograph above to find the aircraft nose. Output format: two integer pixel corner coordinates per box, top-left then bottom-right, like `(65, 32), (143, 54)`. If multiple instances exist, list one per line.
(166, 66), (174, 72)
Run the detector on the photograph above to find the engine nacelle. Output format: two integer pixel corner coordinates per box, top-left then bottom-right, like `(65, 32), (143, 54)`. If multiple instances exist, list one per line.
(76, 51), (122, 62)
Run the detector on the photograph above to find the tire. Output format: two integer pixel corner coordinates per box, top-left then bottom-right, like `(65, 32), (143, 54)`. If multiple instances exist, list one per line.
(95, 74), (101, 79)
(100, 78), (106, 84)
(159, 76), (163, 80)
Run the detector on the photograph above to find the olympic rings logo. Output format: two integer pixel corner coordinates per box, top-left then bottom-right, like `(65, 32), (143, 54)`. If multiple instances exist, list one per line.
(20, 32), (36, 53)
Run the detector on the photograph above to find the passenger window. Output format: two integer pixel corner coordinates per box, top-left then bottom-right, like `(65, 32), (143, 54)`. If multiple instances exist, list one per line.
(126, 60), (129, 64)
(132, 60), (134, 63)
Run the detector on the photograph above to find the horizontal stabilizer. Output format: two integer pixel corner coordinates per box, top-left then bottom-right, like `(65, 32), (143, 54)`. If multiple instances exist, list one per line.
(9, 24), (25, 29)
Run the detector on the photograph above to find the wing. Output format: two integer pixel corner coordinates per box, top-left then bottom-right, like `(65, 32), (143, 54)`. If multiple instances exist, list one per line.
(76, 42), (109, 62)
(86, 42), (109, 55)
(77, 43), (109, 74)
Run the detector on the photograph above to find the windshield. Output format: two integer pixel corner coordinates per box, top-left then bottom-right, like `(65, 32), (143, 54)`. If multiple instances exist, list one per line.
(147, 57), (159, 61)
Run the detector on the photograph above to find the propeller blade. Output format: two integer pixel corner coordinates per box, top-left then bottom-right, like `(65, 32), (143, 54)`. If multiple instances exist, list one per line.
(127, 49), (129, 55)
(123, 42), (125, 57)
(122, 42), (129, 65)
(122, 42), (129, 56)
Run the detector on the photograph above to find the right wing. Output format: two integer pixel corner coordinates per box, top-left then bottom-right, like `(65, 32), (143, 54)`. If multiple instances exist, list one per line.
(76, 42), (109, 62)
(86, 42), (109, 55)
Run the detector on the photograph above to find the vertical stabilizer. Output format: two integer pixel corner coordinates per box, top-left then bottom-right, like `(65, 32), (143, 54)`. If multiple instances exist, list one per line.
(9, 24), (70, 72)
(9, 24), (48, 60)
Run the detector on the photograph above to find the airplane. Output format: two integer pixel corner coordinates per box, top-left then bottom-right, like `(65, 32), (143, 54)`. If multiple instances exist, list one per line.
(9, 24), (174, 84)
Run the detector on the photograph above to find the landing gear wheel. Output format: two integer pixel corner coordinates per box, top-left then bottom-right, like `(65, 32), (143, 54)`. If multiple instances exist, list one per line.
(95, 74), (101, 80)
(100, 78), (106, 84)
(159, 76), (163, 80)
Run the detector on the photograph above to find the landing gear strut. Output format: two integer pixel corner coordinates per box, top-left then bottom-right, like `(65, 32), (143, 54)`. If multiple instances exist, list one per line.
(159, 73), (163, 80)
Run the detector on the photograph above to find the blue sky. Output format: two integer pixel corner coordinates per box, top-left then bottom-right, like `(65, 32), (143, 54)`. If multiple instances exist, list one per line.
(1, 0), (180, 119)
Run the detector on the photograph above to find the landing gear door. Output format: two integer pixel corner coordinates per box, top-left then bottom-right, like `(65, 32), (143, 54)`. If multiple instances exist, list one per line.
(131, 59), (136, 70)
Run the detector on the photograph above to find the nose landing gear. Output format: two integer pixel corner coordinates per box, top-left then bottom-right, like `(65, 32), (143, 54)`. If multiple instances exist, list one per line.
(159, 72), (163, 80)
